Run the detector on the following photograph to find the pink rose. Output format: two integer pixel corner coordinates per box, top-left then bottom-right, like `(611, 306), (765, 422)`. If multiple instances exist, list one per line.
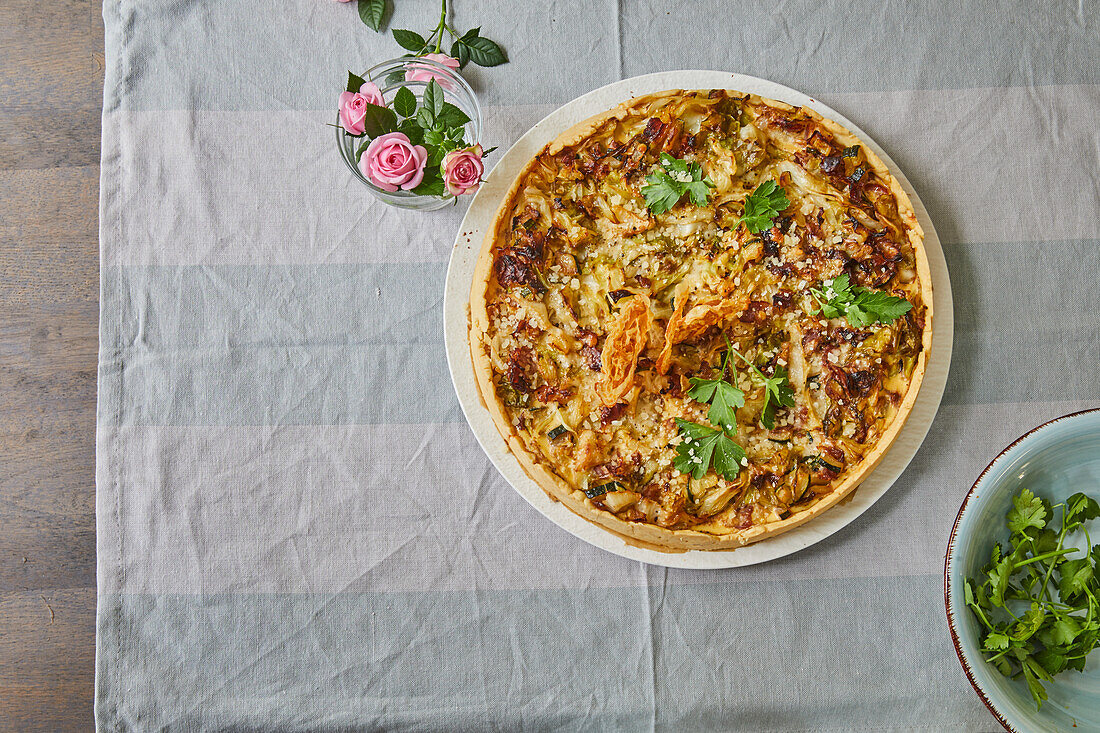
(336, 82), (385, 135)
(441, 145), (485, 196)
(338, 83), (384, 135)
(404, 53), (461, 88)
(360, 132), (428, 192)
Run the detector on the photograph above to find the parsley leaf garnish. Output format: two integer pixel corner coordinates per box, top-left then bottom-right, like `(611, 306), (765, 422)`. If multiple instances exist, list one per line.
(740, 179), (790, 234)
(686, 343), (745, 433)
(675, 342), (746, 482)
(810, 273), (913, 328)
(673, 418), (746, 482)
(641, 153), (715, 215)
(965, 487), (1100, 710)
(730, 349), (796, 429)
(1007, 488), (1047, 536)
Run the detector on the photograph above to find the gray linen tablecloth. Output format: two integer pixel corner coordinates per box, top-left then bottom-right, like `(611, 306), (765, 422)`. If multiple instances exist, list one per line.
(95, 1), (1100, 730)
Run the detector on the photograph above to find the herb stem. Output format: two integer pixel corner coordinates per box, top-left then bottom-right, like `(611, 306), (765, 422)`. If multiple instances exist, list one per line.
(1015, 548), (1076, 568)
(1040, 506), (1069, 595)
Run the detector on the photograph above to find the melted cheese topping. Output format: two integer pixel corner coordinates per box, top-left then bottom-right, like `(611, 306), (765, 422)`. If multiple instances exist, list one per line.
(479, 90), (927, 535)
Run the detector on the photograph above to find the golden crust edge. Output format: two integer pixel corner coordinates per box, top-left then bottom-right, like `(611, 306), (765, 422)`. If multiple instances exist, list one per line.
(467, 88), (934, 553)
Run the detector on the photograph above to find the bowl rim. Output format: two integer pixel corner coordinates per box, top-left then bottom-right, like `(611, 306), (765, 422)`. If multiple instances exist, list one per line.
(943, 407), (1100, 732)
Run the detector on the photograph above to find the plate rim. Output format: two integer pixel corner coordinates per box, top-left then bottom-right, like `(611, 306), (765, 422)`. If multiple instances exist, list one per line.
(443, 70), (954, 569)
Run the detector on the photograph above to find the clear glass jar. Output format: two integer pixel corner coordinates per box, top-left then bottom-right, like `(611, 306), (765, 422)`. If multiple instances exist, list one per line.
(336, 57), (483, 211)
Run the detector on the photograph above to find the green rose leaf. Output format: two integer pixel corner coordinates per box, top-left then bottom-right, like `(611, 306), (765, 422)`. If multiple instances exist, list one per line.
(360, 103), (398, 139)
(392, 86), (417, 118)
(450, 39), (471, 68)
(346, 72), (367, 94)
(412, 166), (446, 197)
(463, 35), (507, 67)
(423, 79), (444, 117)
(357, 0), (388, 32)
(436, 101), (471, 129)
(392, 29), (426, 53)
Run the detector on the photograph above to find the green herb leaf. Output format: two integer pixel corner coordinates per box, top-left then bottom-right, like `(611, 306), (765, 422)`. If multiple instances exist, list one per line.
(1051, 616), (1082, 646)
(983, 631), (1011, 651)
(391, 28), (426, 53)
(1007, 488), (1048, 536)
(849, 289), (914, 326)
(392, 87), (417, 118)
(1022, 659), (1050, 709)
(1066, 492), (1100, 525)
(357, 0), (388, 31)
(987, 551), (1015, 607)
(463, 35), (507, 67)
(688, 377), (745, 434)
(1012, 602), (1047, 642)
(641, 154), (715, 215)
(641, 173), (684, 215)
(730, 349), (795, 429)
(1057, 558), (1094, 601)
(810, 273), (913, 328)
(346, 71), (367, 94)
(711, 431), (748, 482)
(359, 103), (398, 139)
(740, 179), (790, 233)
(1033, 648), (1068, 676)
(673, 419), (744, 482)
(759, 367), (796, 430)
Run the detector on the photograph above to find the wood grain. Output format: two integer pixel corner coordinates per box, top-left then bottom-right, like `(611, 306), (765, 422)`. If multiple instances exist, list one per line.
(0, 1), (103, 730)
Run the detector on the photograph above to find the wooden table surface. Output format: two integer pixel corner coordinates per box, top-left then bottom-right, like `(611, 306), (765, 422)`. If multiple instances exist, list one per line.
(1, 2), (103, 729)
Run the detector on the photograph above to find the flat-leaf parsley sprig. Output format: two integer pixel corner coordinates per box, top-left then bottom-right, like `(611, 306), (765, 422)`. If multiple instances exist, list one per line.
(965, 488), (1100, 709)
(740, 179), (790, 233)
(673, 340), (746, 482)
(731, 348), (795, 430)
(641, 153), (715, 215)
(809, 273), (913, 328)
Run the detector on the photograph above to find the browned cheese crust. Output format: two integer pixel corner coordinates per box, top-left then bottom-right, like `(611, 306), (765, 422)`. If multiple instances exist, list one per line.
(469, 89), (932, 551)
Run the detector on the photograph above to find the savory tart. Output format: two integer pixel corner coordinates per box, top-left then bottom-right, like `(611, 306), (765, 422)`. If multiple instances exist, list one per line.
(469, 89), (932, 551)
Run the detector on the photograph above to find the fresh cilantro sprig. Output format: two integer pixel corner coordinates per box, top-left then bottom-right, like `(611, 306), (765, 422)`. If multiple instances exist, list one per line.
(965, 488), (1100, 710)
(810, 273), (913, 329)
(740, 180), (790, 233)
(674, 342), (746, 482)
(641, 153), (715, 215)
(731, 349), (795, 430)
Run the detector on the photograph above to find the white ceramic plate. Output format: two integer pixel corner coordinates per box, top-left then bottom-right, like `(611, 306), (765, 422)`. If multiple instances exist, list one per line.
(443, 71), (953, 568)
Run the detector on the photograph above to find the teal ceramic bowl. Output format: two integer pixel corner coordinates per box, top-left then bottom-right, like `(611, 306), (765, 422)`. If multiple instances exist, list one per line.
(946, 408), (1100, 731)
